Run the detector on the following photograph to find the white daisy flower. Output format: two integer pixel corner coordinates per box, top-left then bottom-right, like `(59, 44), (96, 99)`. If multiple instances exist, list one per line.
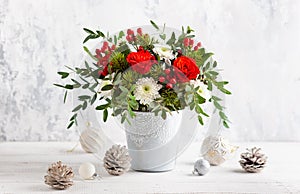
(153, 45), (175, 65)
(134, 77), (162, 105)
(98, 80), (113, 98)
(190, 80), (211, 100)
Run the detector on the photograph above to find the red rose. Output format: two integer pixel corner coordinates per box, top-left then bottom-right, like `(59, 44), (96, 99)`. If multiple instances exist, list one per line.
(173, 56), (200, 81)
(126, 49), (156, 74)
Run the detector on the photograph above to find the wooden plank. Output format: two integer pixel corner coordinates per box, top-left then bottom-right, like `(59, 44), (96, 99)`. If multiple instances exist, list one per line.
(0, 142), (300, 193)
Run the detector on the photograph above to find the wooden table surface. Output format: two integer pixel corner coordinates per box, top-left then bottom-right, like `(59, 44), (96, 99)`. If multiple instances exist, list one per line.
(0, 141), (299, 194)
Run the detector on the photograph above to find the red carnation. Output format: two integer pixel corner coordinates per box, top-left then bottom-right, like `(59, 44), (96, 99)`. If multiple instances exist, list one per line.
(173, 56), (200, 82)
(126, 49), (156, 74)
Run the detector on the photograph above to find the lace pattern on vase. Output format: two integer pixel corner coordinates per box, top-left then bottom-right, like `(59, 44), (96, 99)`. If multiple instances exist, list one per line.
(124, 112), (179, 148)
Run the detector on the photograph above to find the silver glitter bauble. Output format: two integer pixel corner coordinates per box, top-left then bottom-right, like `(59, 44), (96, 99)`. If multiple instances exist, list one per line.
(193, 158), (210, 176)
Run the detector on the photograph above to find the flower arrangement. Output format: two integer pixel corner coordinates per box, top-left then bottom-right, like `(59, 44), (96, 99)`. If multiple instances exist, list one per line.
(55, 21), (231, 129)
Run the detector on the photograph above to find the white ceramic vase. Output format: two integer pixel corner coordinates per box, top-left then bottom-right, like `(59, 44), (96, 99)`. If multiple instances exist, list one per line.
(124, 111), (182, 172)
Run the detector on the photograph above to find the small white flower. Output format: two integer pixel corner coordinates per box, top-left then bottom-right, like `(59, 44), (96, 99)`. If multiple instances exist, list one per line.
(134, 77), (162, 105)
(190, 80), (211, 100)
(153, 45), (175, 65)
(98, 80), (113, 98)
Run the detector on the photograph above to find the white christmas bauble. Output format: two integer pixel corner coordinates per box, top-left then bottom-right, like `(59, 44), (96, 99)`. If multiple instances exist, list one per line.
(79, 162), (96, 180)
(193, 158), (210, 175)
(201, 135), (238, 166)
(80, 127), (106, 153)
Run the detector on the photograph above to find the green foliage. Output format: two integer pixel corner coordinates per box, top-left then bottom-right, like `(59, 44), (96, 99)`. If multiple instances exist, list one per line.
(149, 64), (164, 80)
(186, 48), (214, 69)
(160, 89), (183, 111)
(109, 52), (129, 72)
(121, 70), (142, 89)
(83, 28), (105, 43)
(55, 21), (232, 129)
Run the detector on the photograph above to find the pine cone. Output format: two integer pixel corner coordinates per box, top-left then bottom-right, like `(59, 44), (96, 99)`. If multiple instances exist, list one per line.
(44, 161), (74, 190)
(239, 147), (267, 173)
(103, 145), (131, 175)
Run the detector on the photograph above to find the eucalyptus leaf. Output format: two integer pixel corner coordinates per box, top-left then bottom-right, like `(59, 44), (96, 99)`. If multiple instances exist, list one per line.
(58, 72), (69, 79)
(103, 109), (108, 122)
(101, 84), (113, 91)
(150, 20), (159, 30)
(67, 121), (75, 129)
(83, 28), (94, 34)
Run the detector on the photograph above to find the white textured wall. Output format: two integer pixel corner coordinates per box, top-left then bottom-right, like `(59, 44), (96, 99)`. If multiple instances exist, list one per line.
(1, 0), (300, 141)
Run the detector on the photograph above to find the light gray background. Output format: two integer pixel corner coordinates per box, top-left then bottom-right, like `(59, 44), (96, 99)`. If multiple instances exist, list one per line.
(0, 0), (299, 141)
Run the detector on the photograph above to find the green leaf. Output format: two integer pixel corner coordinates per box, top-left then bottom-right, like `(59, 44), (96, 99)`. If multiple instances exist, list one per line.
(161, 110), (167, 120)
(78, 95), (90, 101)
(209, 71), (219, 76)
(166, 32), (176, 45)
(71, 79), (81, 86)
(58, 72), (69, 79)
(196, 105), (209, 117)
(96, 104), (109, 110)
(207, 81), (213, 91)
(118, 31), (125, 39)
(83, 34), (99, 44)
(82, 83), (90, 89)
(72, 104), (82, 112)
(103, 109), (108, 122)
(128, 107), (135, 118)
(187, 26), (194, 34)
(83, 46), (98, 61)
(196, 93), (206, 104)
(219, 111), (228, 120)
(65, 84), (74, 89)
(213, 61), (217, 68)
(64, 65), (75, 71)
(218, 81), (229, 86)
(150, 20), (159, 30)
(202, 53), (214, 64)
(96, 30), (105, 37)
(53, 83), (65, 88)
(69, 113), (77, 121)
(89, 83), (98, 92)
(67, 121), (75, 129)
(63, 91), (67, 103)
(83, 28), (94, 34)
(90, 93), (97, 105)
(101, 84), (113, 91)
(121, 114), (126, 123)
(213, 100), (223, 110)
(219, 87), (232, 95)
(159, 34), (166, 40)
(198, 115), (204, 125)
(114, 35), (117, 45)
(212, 95), (222, 101)
(119, 86), (129, 93)
(223, 120), (229, 128)
(82, 101), (87, 110)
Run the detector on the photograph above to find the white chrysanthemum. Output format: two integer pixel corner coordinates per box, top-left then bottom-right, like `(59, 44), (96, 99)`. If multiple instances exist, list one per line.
(153, 45), (175, 65)
(98, 80), (113, 98)
(190, 80), (211, 100)
(134, 77), (162, 105)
